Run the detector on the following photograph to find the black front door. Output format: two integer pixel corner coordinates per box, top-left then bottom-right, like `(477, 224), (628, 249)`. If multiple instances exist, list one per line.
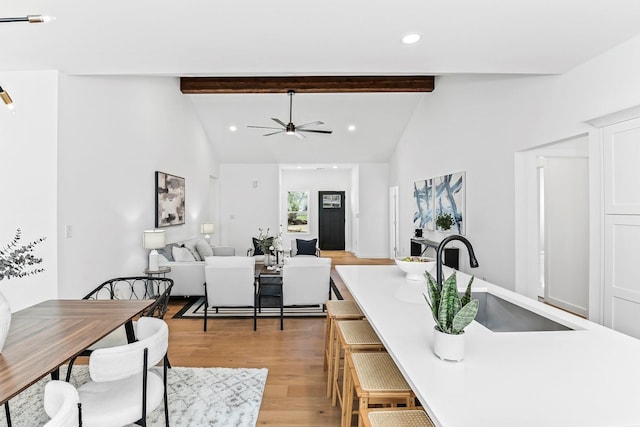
(318, 191), (345, 250)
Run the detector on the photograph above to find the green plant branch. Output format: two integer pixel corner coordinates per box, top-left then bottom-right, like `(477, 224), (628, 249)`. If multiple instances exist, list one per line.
(0, 229), (46, 281)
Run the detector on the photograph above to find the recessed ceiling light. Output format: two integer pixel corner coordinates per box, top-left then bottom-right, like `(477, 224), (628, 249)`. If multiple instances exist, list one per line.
(332, 165), (338, 169)
(402, 33), (421, 44)
(229, 125), (237, 132)
(348, 124), (356, 132)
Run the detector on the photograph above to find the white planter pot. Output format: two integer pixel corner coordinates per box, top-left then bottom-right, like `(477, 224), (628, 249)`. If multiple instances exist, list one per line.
(433, 326), (465, 361)
(0, 290), (12, 353)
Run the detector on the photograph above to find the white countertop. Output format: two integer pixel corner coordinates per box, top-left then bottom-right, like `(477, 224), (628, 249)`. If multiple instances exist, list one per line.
(336, 265), (640, 427)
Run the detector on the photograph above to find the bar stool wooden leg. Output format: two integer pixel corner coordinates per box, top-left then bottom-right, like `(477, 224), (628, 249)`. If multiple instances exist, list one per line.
(326, 317), (337, 398)
(341, 353), (354, 427)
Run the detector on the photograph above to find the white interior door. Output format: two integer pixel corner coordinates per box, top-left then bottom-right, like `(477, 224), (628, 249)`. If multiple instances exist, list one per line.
(543, 157), (589, 317)
(389, 186), (399, 259)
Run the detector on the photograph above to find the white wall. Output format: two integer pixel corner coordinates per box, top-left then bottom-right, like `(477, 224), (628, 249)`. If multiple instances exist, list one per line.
(356, 163), (389, 258)
(390, 32), (640, 290)
(57, 75), (217, 298)
(0, 70), (59, 311)
(218, 163), (280, 254)
(280, 168), (352, 251)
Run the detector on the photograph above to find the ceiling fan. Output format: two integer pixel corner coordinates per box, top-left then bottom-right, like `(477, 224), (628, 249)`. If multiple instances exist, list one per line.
(247, 90), (333, 139)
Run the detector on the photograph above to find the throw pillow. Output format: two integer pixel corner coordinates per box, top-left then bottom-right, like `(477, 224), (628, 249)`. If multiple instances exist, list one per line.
(196, 239), (214, 259)
(296, 238), (318, 256)
(158, 243), (178, 262)
(252, 237), (264, 255)
(172, 246), (196, 262)
(182, 238), (202, 261)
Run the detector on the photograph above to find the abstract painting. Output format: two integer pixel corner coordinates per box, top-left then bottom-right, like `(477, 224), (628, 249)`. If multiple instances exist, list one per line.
(155, 171), (185, 227)
(434, 171), (465, 234)
(413, 178), (434, 230)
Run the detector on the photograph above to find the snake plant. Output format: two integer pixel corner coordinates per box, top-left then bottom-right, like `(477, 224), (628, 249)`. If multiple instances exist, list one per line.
(424, 271), (478, 335)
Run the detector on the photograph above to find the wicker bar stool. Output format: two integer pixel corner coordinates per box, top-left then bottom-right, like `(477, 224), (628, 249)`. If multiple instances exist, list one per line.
(332, 320), (385, 408)
(361, 407), (435, 427)
(342, 352), (416, 427)
(325, 300), (365, 398)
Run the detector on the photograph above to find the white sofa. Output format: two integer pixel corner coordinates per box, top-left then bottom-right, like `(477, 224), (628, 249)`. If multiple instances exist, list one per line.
(157, 238), (235, 296)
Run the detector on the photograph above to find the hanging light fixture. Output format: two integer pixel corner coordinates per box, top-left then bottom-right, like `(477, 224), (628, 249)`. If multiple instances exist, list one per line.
(0, 86), (14, 112)
(0, 15), (54, 24)
(0, 14), (53, 112)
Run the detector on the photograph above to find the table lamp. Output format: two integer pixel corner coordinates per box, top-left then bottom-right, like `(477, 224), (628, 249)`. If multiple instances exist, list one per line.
(200, 222), (215, 243)
(143, 229), (166, 271)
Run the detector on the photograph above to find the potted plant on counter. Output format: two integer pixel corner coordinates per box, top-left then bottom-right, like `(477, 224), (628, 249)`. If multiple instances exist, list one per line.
(424, 271), (478, 361)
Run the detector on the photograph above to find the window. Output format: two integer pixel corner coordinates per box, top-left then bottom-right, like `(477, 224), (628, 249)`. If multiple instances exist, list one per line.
(287, 191), (309, 233)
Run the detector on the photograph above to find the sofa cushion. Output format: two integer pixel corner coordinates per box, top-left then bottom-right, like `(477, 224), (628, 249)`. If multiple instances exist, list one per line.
(182, 238), (203, 261)
(296, 238), (318, 256)
(196, 239), (214, 258)
(173, 246), (196, 262)
(158, 243), (179, 262)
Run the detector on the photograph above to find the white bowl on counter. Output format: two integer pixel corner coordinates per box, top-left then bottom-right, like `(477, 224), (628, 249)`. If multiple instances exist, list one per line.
(395, 256), (436, 281)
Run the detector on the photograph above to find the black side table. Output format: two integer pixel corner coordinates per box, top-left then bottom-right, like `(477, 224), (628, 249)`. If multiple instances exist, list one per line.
(254, 268), (284, 331)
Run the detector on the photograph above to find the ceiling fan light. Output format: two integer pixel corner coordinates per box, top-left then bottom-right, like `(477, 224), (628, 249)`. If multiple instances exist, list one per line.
(286, 130), (295, 135)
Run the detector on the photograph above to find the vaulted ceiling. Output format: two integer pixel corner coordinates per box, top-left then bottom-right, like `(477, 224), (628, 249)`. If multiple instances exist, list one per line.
(4, 0), (640, 163)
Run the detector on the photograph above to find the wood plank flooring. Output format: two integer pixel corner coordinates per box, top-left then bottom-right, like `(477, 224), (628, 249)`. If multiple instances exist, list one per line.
(165, 251), (394, 426)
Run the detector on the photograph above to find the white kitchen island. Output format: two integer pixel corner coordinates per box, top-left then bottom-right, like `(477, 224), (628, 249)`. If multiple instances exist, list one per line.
(336, 265), (640, 427)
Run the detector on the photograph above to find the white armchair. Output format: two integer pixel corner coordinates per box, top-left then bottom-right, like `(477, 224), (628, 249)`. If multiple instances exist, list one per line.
(282, 256), (331, 306)
(203, 256), (256, 331)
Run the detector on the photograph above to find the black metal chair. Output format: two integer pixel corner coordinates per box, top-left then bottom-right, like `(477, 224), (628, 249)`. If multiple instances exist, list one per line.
(65, 276), (173, 382)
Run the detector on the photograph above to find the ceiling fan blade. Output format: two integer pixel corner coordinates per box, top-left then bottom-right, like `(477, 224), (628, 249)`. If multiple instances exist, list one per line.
(297, 129), (333, 134)
(296, 121), (324, 129)
(271, 118), (287, 127)
(263, 130), (285, 136)
(294, 131), (306, 139)
(247, 125), (283, 130)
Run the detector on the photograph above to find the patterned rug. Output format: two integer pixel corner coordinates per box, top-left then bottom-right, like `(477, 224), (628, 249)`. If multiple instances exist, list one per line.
(173, 279), (342, 319)
(0, 365), (268, 427)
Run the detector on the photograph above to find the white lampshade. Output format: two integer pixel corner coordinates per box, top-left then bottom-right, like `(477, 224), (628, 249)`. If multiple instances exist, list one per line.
(200, 223), (215, 234)
(143, 229), (166, 249)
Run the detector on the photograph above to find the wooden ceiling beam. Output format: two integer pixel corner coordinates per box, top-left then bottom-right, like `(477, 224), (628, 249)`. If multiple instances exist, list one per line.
(180, 75), (434, 94)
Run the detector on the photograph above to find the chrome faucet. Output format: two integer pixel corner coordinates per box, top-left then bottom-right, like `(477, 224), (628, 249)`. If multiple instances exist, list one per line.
(435, 234), (479, 290)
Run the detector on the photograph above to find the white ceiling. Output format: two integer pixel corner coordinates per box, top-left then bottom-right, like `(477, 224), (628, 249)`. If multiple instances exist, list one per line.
(4, 0), (640, 163)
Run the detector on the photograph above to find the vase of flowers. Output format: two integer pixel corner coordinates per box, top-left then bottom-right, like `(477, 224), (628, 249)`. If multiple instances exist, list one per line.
(0, 228), (46, 352)
(256, 228), (282, 266)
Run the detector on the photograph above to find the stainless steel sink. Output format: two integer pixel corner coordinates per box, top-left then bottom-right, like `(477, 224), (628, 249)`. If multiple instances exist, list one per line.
(472, 292), (573, 332)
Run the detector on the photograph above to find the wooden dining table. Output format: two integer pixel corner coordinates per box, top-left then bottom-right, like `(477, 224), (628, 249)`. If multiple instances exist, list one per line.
(0, 299), (153, 406)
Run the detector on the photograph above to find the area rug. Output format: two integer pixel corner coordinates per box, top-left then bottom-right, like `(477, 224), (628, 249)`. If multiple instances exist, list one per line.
(0, 365), (268, 427)
(174, 279), (343, 319)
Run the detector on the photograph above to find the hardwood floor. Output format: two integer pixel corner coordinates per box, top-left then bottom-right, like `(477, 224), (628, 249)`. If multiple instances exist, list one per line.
(165, 251), (394, 426)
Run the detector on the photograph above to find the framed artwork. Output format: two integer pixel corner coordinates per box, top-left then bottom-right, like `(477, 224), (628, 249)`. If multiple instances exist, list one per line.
(413, 178), (434, 230)
(413, 171), (465, 235)
(155, 171), (185, 227)
(434, 171), (465, 235)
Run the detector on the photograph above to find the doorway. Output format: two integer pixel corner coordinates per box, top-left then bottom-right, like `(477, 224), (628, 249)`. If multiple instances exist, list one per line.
(515, 135), (590, 317)
(318, 191), (345, 250)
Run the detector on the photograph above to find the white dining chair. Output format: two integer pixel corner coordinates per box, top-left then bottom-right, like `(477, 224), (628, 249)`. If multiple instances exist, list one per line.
(43, 380), (80, 427)
(77, 317), (169, 427)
